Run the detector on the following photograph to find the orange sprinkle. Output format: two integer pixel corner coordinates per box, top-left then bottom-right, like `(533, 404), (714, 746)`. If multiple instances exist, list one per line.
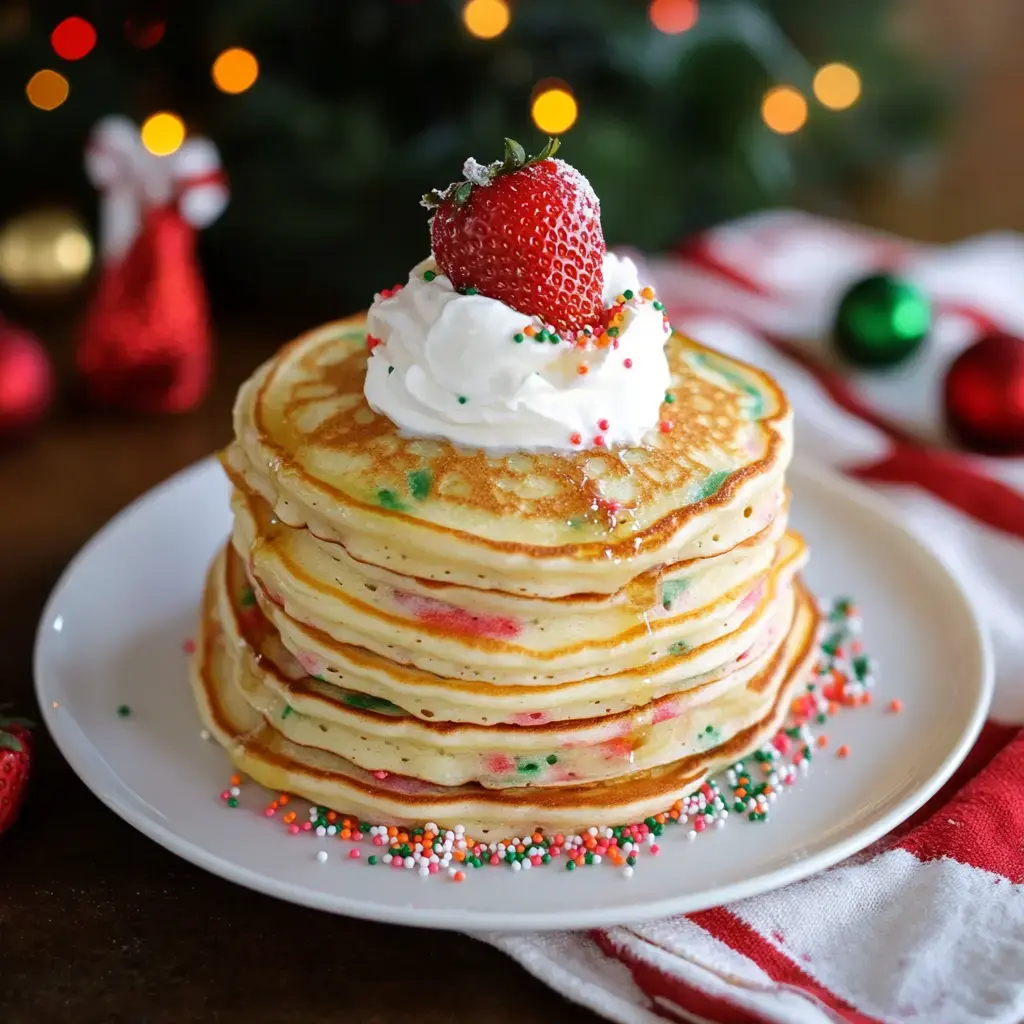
(816, 735), (828, 748)
(397, 832), (409, 844)
(671, 801), (683, 813)
(669, 809), (680, 820)
(454, 850), (466, 862)
(615, 294), (626, 304)
(862, 692), (873, 706)
(326, 811), (337, 823)
(453, 870), (466, 882)
(554, 833), (566, 846)
(340, 828), (352, 840)
(763, 785), (774, 796)
(593, 334), (611, 349)
(584, 836), (597, 850)
(577, 364), (589, 375)
(516, 844), (526, 854)
(532, 832), (544, 844)
(735, 787), (747, 799)
(524, 325), (536, 337)
(269, 801), (279, 811)
(387, 826), (398, 838)
(278, 794), (290, 806)
(837, 744), (851, 759)
(655, 813), (667, 824)
(229, 774), (242, 786)
(283, 811), (296, 824)
(739, 776), (750, 786)
(828, 701), (840, 716)
(641, 286), (655, 300)
(888, 698), (904, 713)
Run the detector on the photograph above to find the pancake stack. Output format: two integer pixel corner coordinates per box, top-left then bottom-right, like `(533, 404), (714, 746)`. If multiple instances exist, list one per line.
(192, 316), (817, 833)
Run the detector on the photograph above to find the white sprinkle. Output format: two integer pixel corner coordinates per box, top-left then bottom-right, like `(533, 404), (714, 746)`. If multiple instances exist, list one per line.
(229, 786), (240, 797)
(316, 850), (328, 863)
(687, 830), (697, 841)
(587, 826), (598, 836)
(382, 854), (393, 865)
(521, 857), (531, 870)
(622, 866), (634, 878)
(326, 825), (337, 836)
(418, 866), (430, 877)
(511, 860), (522, 871)
(315, 826), (327, 837)
(199, 729), (211, 741)
(714, 819), (726, 830)
(425, 822), (438, 833)
(591, 855), (602, 865)
(404, 856), (415, 869)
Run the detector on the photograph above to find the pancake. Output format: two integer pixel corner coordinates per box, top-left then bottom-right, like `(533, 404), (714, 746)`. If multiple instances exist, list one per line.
(215, 545), (803, 788)
(193, 549), (820, 832)
(227, 317), (792, 597)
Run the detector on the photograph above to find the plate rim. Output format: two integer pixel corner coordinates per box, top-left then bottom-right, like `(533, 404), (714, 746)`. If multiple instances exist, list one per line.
(34, 454), (995, 931)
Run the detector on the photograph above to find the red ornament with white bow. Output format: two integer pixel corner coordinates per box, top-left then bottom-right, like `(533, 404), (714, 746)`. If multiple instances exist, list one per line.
(76, 116), (229, 414)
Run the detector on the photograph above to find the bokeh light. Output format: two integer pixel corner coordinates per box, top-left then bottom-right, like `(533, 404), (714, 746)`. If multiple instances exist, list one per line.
(51, 16), (96, 60)
(124, 18), (165, 49)
(813, 63), (862, 111)
(761, 85), (808, 135)
(26, 70), (69, 111)
(649, 0), (698, 34)
(212, 47), (259, 94)
(462, 0), (510, 40)
(141, 113), (186, 157)
(531, 86), (578, 135)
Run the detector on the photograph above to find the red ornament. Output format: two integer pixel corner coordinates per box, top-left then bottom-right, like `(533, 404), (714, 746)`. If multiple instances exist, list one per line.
(0, 704), (33, 836)
(943, 332), (1024, 454)
(77, 205), (212, 414)
(0, 320), (54, 441)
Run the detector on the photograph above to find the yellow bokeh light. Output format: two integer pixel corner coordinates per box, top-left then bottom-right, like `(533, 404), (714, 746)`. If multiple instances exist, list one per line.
(26, 69), (69, 111)
(813, 63), (861, 111)
(531, 88), (578, 135)
(761, 86), (808, 135)
(463, 0), (510, 40)
(141, 112), (186, 157)
(212, 47), (259, 95)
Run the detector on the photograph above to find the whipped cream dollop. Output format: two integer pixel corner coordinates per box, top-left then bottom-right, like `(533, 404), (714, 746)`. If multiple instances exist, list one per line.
(363, 252), (671, 452)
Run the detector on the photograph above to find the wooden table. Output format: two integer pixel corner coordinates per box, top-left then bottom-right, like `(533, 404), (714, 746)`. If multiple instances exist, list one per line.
(0, 321), (598, 1024)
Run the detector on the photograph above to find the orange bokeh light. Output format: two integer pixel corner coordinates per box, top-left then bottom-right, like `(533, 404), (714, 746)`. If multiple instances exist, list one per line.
(649, 0), (698, 34)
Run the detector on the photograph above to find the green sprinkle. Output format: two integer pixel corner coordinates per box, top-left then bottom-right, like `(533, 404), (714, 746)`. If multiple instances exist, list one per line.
(550, 334), (560, 344)
(514, 333), (525, 343)
(377, 488), (404, 511)
(626, 855), (637, 866)
(645, 817), (657, 828)
(240, 586), (256, 608)
(368, 855), (378, 865)
(668, 640), (690, 656)
(665, 392), (676, 404)
(705, 725), (714, 734)
(388, 365), (394, 375)
(457, 395), (468, 404)
(423, 270), (436, 281)
(607, 326), (620, 337)
(566, 860), (575, 871)
(360, 822), (371, 832)
(584, 852), (594, 865)
(653, 300), (664, 311)
(623, 289), (634, 300)
(464, 286), (478, 295)
(542, 854), (551, 864)
(282, 705), (294, 719)
(536, 329), (549, 342)
(117, 704), (131, 718)
(692, 469), (731, 503)
(546, 753), (558, 765)
(407, 468), (432, 500)
(518, 761), (539, 774)
(227, 797), (239, 808)
(343, 692), (402, 713)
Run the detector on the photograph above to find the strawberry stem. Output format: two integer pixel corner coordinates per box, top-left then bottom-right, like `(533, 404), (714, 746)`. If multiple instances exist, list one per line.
(421, 137), (561, 210)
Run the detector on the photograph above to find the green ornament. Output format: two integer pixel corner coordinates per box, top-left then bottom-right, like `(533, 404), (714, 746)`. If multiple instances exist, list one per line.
(833, 273), (931, 368)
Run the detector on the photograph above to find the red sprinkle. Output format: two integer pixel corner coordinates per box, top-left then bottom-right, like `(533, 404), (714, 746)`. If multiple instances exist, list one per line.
(887, 698), (904, 714)
(182, 638), (196, 654)
(659, 420), (673, 433)
(569, 432), (582, 445)
(348, 849), (361, 860)
(623, 358), (633, 368)
(597, 418), (610, 431)
(593, 435), (606, 447)
(836, 744), (851, 759)
(366, 334), (382, 352)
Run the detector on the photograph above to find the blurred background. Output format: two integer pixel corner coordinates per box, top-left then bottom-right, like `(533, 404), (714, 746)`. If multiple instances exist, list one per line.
(2, 0), (1023, 319)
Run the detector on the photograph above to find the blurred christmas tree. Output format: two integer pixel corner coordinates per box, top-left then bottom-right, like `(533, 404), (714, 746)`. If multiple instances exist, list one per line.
(0, 0), (943, 319)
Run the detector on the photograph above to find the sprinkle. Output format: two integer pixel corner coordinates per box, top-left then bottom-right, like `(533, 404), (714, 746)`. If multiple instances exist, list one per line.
(665, 393), (676, 404)
(593, 435), (606, 447)
(659, 420), (673, 433)
(524, 326), (536, 337)
(641, 286), (655, 300)
(597, 418), (610, 431)
(463, 286), (478, 295)
(348, 849), (361, 860)
(887, 698), (903, 713)
(366, 335), (382, 352)
(316, 850), (328, 863)
(423, 269), (436, 281)
(457, 396), (468, 405)
(653, 300), (664, 311)
(182, 638), (196, 654)
(607, 326), (620, 337)
(623, 289), (634, 300)
(577, 365), (589, 376)
(836, 744), (851, 759)
(117, 704), (131, 718)
(569, 433), (582, 445)
(199, 729), (211, 741)
(623, 358), (633, 369)
(514, 333), (525, 343)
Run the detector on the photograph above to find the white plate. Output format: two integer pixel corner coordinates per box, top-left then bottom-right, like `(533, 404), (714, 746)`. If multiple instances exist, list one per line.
(35, 457), (992, 931)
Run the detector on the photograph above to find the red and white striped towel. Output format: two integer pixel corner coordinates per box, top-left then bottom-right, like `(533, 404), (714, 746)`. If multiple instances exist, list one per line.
(483, 213), (1024, 1024)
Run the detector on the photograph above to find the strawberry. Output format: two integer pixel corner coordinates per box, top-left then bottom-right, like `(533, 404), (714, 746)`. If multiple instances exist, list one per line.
(0, 705), (33, 835)
(423, 137), (605, 334)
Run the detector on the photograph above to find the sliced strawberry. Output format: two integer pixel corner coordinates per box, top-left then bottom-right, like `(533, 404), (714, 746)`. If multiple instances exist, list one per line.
(424, 138), (605, 334)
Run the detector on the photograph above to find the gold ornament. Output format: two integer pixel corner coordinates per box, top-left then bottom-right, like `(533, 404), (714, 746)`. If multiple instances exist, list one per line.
(0, 208), (94, 295)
